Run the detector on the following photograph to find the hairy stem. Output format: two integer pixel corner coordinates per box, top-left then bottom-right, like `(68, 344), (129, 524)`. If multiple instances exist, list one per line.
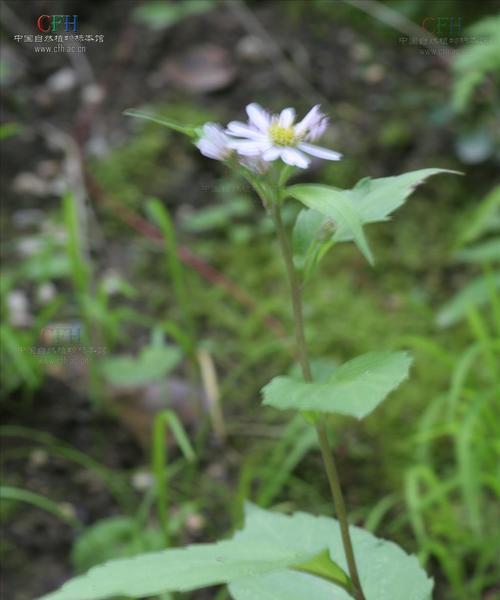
(271, 202), (365, 600)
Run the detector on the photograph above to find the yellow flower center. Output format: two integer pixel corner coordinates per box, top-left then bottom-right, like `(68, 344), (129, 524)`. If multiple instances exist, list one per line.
(269, 123), (300, 147)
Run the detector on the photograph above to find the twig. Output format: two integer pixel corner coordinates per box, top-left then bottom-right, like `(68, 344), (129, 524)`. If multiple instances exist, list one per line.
(197, 348), (226, 443)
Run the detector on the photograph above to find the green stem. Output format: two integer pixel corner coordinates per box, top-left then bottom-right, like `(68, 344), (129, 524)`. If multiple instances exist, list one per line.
(271, 202), (365, 600)
(271, 203), (311, 382)
(315, 424), (365, 600)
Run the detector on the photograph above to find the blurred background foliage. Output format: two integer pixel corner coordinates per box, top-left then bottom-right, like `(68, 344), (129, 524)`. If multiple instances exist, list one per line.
(0, 1), (499, 599)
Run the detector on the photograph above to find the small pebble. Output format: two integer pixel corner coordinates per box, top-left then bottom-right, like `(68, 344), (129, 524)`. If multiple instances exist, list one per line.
(46, 68), (77, 94)
(236, 35), (268, 62)
(29, 448), (49, 467)
(186, 512), (205, 533)
(363, 64), (385, 83)
(8, 290), (32, 327)
(12, 172), (50, 197)
(37, 282), (57, 304)
(17, 237), (42, 257)
(81, 84), (105, 105)
(131, 471), (154, 491)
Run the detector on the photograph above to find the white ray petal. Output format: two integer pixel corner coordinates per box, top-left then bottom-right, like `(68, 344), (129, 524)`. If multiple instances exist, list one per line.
(305, 117), (329, 142)
(299, 143), (342, 161)
(228, 139), (268, 156)
(246, 103), (271, 132)
(278, 108), (296, 128)
(226, 121), (266, 140)
(197, 139), (224, 160)
(281, 147), (310, 169)
(295, 105), (323, 136)
(262, 146), (282, 161)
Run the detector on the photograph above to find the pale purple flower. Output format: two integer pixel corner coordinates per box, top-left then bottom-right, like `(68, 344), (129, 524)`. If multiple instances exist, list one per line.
(196, 122), (269, 173)
(224, 103), (342, 169)
(196, 123), (233, 161)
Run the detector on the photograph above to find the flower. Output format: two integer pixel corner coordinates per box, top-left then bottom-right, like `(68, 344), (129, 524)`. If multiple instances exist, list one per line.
(225, 103), (342, 169)
(196, 122), (269, 173)
(196, 123), (233, 161)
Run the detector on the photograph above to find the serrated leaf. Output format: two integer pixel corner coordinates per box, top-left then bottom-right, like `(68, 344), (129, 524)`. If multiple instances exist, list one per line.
(229, 505), (433, 600)
(262, 352), (413, 419)
(41, 504), (433, 600)
(288, 183), (374, 265)
(292, 169), (460, 274)
(343, 168), (461, 232)
(39, 515), (328, 600)
(124, 109), (198, 137)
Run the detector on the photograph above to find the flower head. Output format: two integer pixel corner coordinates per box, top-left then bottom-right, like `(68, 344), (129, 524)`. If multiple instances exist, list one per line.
(195, 122), (269, 174)
(225, 103), (342, 169)
(196, 123), (233, 161)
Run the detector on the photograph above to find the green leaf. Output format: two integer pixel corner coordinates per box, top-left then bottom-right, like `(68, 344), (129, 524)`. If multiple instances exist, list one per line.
(292, 206), (326, 259)
(262, 352), (413, 419)
(72, 517), (165, 573)
(40, 504), (433, 600)
(292, 208), (328, 277)
(152, 410), (196, 545)
(256, 416), (317, 507)
(132, 0), (215, 31)
(292, 169), (460, 274)
(455, 238), (500, 264)
(0, 486), (81, 529)
(292, 549), (352, 592)
(39, 527), (325, 599)
(230, 505), (433, 600)
(452, 15), (500, 112)
(0, 122), (23, 140)
(342, 169), (461, 232)
(456, 185), (500, 247)
(63, 193), (91, 294)
(436, 271), (500, 328)
(123, 109), (198, 137)
(101, 342), (182, 387)
(288, 183), (374, 265)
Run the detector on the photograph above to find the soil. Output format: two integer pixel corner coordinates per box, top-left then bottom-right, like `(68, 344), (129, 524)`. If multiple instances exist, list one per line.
(1, 378), (144, 600)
